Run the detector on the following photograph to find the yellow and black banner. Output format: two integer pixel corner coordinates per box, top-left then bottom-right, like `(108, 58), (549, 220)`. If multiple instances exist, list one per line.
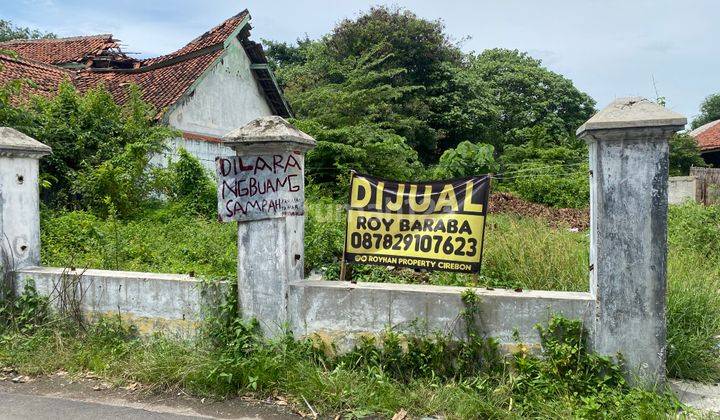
(343, 172), (491, 274)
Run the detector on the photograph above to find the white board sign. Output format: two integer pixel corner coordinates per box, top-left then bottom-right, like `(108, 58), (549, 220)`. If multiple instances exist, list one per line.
(216, 153), (304, 222)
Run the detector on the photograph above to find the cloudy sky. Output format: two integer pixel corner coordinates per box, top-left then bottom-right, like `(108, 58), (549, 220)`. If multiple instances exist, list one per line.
(6, 0), (719, 122)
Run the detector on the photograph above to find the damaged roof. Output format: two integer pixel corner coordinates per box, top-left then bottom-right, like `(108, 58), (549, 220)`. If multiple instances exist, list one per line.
(0, 54), (71, 100)
(0, 34), (119, 66)
(0, 10), (291, 118)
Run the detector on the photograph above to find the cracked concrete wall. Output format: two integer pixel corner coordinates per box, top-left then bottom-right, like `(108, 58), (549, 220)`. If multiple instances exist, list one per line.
(587, 130), (671, 382)
(166, 37), (273, 137)
(150, 36), (275, 175)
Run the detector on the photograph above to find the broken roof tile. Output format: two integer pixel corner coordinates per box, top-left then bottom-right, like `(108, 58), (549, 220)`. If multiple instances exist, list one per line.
(0, 34), (118, 65)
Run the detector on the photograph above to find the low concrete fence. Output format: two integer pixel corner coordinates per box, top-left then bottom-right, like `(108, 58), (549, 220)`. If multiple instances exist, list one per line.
(13, 267), (595, 350)
(289, 279), (595, 351)
(690, 166), (720, 205)
(14, 267), (228, 337)
(668, 176), (698, 204)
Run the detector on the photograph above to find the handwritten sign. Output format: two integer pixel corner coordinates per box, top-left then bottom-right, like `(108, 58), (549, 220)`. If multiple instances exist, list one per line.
(344, 172), (491, 273)
(216, 153), (304, 222)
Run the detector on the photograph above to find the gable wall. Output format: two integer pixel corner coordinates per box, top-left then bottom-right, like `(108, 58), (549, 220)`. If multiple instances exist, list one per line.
(166, 36), (273, 136)
(156, 35), (275, 174)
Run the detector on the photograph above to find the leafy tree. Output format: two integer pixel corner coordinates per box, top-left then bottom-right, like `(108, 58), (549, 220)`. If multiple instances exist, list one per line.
(500, 126), (586, 169)
(271, 42), (424, 193)
(433, 141), (498, 178)
(469, 49), (595, 151)
(669, 133), (706, 176)
(297, 119), (422, 195)
(326, 6), (463, 88)
(511, 163), (590, 208)
(691, 93), (720, 130)
(0, 20), (55, 42)
(499, 126), (589, 208)
(271, 7), (498, 162)
(263, 37), (312, 69)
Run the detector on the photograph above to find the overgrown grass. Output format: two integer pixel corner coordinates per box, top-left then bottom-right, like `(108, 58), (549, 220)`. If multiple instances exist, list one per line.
(41, 203), (237, 278)
(666, 204), (720, 382)
(0, 286), (684, 419)
(40, 201), (720, 382)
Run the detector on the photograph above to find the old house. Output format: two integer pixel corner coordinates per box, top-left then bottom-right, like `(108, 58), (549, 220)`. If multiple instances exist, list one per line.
(689, 119), (720, 166)
(0, 10), (291, 173)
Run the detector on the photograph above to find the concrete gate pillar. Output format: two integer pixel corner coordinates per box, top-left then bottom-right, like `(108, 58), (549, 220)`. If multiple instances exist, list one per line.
(0, 127), (52, 273)
(577, 98), (685, 384)
(222, 117), (316, 337)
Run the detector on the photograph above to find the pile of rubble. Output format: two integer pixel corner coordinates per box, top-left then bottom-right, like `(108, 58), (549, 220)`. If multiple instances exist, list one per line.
(488, 192), (589, 230)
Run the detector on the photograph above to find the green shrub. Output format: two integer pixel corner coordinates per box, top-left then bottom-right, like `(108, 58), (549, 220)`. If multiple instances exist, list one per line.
(304, 197), (345, 274)
(153, 149), (216, 218)
(40, 206), (236, 277)
(432, 141), (498, 179)
(666, 203), (720, 380)
(669, 133), (706, 176)
(510, 163), (589, 208)
(668, 202), (720, 261)
(0, 282), (50, 333)
(0, 312), (682, 418)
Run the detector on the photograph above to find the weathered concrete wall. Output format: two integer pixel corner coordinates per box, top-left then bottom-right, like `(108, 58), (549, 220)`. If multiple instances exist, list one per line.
(0, 128), (51, 272)
(578, 97), (686, 385)
(0, 157), (41, 270)
(226, 123), (311, 337)
(289, 279), (595, 351)
(14, 267), (228, 337)
(668, 176), (697, 204)
(166, 37), (273, 138)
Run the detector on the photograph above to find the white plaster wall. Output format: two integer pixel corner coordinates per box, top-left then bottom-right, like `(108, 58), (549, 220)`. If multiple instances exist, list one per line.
(165, 37), (274, 137)
(0, 157), (41, 269)
(149, 137), (234, 175)
(668, 176), (697, 204)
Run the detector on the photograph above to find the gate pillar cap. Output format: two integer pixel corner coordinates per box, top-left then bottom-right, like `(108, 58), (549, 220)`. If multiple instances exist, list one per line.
(577, 97), (686, 139)
(0, 127), (52, 158)
(223, 116), (316, 154)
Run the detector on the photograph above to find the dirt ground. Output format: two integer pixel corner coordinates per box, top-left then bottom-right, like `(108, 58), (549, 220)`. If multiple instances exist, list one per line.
(489, 192), (589, 230)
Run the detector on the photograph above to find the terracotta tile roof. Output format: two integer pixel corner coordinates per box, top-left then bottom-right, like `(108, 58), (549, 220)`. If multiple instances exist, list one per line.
(73, 49), (224, 115)
(0, 35), (118, 65)
(70, 10), (250, 115)
(0, 10), (291, 120)
(144, 11), (249, 66)
(690, 120), (720, 152)
(0, 54), (71, 99)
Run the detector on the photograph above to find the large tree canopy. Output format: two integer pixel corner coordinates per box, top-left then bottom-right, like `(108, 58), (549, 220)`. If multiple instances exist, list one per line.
(468, 49), (595, 151)
(266, 7), (597, 196)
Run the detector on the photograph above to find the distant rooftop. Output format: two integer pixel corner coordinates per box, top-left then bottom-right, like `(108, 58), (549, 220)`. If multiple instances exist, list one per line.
(690, 119), (720, 153)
